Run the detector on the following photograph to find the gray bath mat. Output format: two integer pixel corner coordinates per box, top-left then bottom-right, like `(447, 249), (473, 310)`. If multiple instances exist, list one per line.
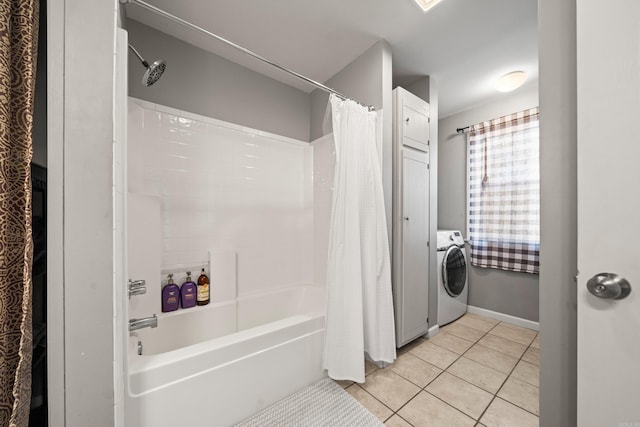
(234, 377), (383, 427)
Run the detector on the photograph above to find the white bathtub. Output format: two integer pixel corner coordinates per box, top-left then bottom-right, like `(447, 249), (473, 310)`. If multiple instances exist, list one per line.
(126, 285), (326, 427)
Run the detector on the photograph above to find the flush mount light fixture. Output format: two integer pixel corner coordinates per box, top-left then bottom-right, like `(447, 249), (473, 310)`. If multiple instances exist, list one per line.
(495, 71), (528, 92)
(413, 0), (443, 12)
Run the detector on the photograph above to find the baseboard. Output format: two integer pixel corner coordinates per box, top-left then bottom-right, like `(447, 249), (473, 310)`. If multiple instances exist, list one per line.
(424, 324), (440, 338)
(466, 305), (539, 331)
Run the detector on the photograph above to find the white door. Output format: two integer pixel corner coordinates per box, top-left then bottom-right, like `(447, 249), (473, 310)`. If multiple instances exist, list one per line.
(576, 1), (640, 425)
(399, 148), (430, 345)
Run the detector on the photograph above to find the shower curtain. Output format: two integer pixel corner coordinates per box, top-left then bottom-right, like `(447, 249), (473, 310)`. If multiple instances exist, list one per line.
(323, 95), (396, 383)
(0, 0), (39, 425)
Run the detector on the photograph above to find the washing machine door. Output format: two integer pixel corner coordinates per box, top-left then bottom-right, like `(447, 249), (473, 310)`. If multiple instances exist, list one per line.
(442, 246), (467, 297)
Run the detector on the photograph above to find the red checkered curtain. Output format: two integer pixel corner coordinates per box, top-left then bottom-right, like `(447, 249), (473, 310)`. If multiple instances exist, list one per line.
(467, 108), (540, 274)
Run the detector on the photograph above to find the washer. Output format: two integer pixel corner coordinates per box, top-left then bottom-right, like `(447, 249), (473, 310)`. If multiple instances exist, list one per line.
(437, 230), (469, 326)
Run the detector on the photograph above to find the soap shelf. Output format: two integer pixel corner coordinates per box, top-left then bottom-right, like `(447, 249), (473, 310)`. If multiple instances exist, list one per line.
(160, 264), (209, 285)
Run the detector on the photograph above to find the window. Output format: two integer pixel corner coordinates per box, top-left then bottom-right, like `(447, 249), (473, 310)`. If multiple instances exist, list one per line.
(467, 108), (539, 274)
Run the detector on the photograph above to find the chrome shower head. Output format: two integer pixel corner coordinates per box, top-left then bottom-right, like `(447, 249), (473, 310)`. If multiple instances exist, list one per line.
(128, 43), (166, 87)
(143, 59), (166, 87)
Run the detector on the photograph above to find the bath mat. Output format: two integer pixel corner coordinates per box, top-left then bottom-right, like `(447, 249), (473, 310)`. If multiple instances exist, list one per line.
(233, 377), (383, 427)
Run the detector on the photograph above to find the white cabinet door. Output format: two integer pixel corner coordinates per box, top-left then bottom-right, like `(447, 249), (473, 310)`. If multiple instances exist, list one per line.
(397, 88), (430, 152)
(576, 1), (640, 425)
(399, 148), (430, 344)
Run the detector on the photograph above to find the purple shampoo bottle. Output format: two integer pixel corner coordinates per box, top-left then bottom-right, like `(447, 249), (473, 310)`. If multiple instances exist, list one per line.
(180, 271), (197, 309)
(162, 273), (180, 312)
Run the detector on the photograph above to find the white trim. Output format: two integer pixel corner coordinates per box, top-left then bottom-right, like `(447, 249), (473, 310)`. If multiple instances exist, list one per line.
(47, 0), (66, 425)
(425, 324), (440, 338)
(465, 132), (470, 240)
(466, 305), (539, 331)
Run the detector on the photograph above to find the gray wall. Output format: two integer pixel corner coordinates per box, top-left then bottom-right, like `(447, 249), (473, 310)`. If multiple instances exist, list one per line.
(126, 20), (311, 142)
(309, 40), (392, 141)
(48, 0), (118, 425)
(539, 0), (577, 425)
(438, 84), (540, 322)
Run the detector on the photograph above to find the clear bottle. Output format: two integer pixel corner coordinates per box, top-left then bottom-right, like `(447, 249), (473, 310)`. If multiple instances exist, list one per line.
(197, 268), (210, 306)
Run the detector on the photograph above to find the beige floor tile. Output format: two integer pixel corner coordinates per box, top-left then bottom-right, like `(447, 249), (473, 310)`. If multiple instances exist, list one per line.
(480, 397), (539, 427)
(464, 344), (519, 374)
(365, 359), (380, 376)
(398, 391), (476, 427)
(345, 384), (393, 422)
(425, 372), (493, 419)
(429, 332), (474, 355)
(391, 352), (443, 387)
(530, 334), (540, 349)
(442, 322), (486, 342)
(335, 379), (354, 388)
(478, 334), (527, 359)
(522, 347), (540, 366)
(498, 377), (539, 416)
(398, 337), (427, 355)
(455, 315), (497, 333)
(463, 312), (500, 325)
(384, 414), (413, 427)
(446, 356), (508, 394)
(511, 360), (539, 387)
(489, 323), (536, 346)
(410, 341), (460, 370)
(360, 368), (421, 411)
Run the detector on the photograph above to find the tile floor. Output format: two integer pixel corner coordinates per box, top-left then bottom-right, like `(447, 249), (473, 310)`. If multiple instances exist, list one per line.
(339, 313), (540, 427)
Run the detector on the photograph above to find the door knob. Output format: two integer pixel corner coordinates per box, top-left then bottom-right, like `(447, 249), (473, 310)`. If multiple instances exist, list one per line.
(586, 273), (631, 300)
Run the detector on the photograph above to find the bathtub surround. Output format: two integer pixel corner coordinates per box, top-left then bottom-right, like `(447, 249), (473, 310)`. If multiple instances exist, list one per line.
(126, 98), (324, 426)
(127, 98), (313, 302)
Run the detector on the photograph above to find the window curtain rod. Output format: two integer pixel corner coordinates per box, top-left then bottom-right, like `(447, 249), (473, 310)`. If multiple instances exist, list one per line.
(120, 0), (375, 111)
(456, 126), (470, 134)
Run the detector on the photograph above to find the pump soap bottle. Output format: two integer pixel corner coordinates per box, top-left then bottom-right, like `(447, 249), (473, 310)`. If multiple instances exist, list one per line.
(197, 268), (210, 306)
(162, 273), (180, 312)
(180, 271), (197, 309)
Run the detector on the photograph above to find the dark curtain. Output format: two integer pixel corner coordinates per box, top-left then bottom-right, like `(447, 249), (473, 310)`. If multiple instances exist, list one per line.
(0, 0), (39, 425)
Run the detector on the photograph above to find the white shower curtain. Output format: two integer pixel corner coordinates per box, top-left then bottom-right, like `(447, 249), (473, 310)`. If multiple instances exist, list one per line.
(323, 95), (396, 383)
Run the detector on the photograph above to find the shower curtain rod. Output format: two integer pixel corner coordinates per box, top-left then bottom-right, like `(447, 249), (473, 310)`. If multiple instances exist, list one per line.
(121, 0), (375, 111)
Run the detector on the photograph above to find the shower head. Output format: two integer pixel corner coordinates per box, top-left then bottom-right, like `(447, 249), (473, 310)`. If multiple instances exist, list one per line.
(142, 59), (166, 87)
(128, 43), (166, 87)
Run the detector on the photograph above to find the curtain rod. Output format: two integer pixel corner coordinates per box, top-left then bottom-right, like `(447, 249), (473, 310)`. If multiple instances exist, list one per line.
(121, 0), (375, 111)
(456, 126), (470, 134)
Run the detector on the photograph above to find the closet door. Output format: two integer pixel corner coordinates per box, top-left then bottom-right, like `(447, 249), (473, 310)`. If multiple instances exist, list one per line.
(400, 147), (430, 343)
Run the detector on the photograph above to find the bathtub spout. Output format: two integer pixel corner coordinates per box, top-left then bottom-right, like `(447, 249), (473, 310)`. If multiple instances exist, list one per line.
(129, 314), (158, 331)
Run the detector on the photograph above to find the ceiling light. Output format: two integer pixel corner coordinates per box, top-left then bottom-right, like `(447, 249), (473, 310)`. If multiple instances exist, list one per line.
(413, 0), (443, 12)
(495, 71), (528, 92)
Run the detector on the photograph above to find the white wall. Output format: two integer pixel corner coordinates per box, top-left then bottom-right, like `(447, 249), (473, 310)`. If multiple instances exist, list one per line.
(48, 0), (119, 425)
(127, 99), (313, 315)
(538, 0), (577, 424)
(438, 84), (540, 321)
(126, 20), (311, 142)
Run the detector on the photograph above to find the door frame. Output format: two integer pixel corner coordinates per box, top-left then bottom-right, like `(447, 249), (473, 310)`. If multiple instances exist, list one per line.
(538, 0), (578, 425)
